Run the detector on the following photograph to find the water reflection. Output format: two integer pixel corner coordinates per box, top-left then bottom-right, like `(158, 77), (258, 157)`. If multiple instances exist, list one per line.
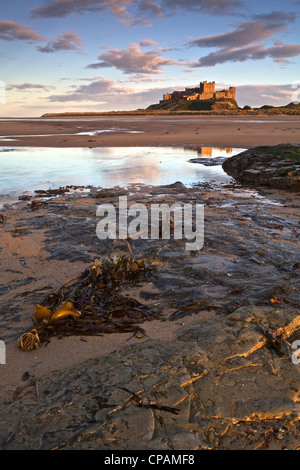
(0, 146), (246, 203)
(197, 147), (233, 157)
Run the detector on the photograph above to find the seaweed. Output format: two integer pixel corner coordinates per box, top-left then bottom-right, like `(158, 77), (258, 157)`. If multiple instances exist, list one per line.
(18, 248), (159, 351)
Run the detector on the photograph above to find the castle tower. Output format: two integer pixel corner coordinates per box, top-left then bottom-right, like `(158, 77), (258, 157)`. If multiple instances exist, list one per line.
(229, 87), (236, 100)
(200, 81), (215, 94)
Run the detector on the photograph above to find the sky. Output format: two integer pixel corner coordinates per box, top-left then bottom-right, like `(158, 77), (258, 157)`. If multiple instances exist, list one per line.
(0, 0), (300, 116)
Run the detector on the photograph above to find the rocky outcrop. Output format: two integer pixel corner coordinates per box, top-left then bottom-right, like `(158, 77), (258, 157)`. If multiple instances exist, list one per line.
(1, 180), (300, 450)
(223, 144), (300, 191)
(1, 305), (300, 450)
(147, 98), (237, 112)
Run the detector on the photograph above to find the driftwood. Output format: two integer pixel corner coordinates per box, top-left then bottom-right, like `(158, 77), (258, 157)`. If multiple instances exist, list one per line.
(225, 316), (300, 362)
(119, 387), (180, 415)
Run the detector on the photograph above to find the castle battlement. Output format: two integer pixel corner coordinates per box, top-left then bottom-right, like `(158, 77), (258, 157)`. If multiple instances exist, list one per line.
(162, 81), (236, 103)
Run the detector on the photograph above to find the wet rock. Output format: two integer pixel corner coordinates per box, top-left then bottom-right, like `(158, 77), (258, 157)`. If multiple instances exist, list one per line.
(1, 305), (300, 450)
(189, 156), (227, 166)
(223, 144), (300, 191)
(18, 195), (32, 201)
(1, 180), (300, 449)
(161, 181), (187, 190)
(0, 277), (38, 296)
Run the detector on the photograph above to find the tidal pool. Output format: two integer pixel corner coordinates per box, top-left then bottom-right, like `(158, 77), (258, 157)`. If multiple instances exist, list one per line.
(0, 146), (245, 204)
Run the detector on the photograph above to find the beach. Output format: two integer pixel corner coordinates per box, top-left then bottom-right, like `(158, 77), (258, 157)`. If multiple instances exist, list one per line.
(0, 115), (299, 148)
(0, 116), (300, 450)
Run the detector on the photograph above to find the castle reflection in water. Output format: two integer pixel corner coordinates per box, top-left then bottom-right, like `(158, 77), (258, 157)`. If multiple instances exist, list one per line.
(197, 147), (233, 157)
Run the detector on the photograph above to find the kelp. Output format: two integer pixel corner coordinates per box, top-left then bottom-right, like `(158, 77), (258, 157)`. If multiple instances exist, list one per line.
(18, 252), (158, 351)
(18, 329), (40, 352)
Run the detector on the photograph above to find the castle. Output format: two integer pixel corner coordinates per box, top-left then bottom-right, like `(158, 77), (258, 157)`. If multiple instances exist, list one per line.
(162, 81), (236, 103)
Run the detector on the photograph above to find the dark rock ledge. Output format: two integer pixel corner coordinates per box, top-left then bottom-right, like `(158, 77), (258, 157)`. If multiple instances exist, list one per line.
(223, 144), (300, 191)
(1, 305), (300, 450)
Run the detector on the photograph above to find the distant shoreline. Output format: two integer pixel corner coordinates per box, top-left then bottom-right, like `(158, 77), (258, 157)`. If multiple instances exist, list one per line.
(41, 107), (300, 118)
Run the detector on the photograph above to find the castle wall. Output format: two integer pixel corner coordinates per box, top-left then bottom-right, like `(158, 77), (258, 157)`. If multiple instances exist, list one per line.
(162, 82), (236, 102)
(198, 92), (214, 100)
(186, 94), (199, 101)
(214, 87), (236, 101)
(215, 91), (226, 99)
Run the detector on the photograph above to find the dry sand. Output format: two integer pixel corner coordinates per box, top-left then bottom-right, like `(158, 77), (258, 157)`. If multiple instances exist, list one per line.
(0, 115), (299, 148)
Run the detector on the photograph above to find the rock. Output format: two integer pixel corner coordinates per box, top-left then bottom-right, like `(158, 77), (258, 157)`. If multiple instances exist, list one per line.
(223, 144), (300, 191)
(189, 157), (227, 166)
(1, 305), (300, 450)
(1, 180), (300, 449)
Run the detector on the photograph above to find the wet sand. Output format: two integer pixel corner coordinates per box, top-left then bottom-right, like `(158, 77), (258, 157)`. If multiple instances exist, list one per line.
(0, 117), (300, 449)
(0, 184), (299, 364)
(0, 115), (299, 148)
(1, 181), (300, 449)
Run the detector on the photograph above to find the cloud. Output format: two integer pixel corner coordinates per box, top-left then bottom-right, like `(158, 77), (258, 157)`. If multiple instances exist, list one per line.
(31, 0), (108, 18)
(260, 43), (300, 63)
(189, 12), (295, 49)
(191, 42), (300, 67)
(31, 0), (243, 24)
(7, 83), (55, 91)
(49, 82), (295, 111)
(159, 0), (242, 15)
(139, 39), (158, 47)
(137, 0), (163, 17)
(121, 74), (172, 83)
(31, 0), (135, 24)
(189, 11), (300, 67)
(86, 43), (183, 74)
(0, 20), (45, 42)
(48, 78), (124, 101)
(37, 31), (82, 53)
(7, 80), (296, 114)
(0, 21), (83, 56)
(87, 61), (112, 70)
(47, 79), (177, 112)
(236, 83), (295, 107)
(252, 11), (296, 23)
